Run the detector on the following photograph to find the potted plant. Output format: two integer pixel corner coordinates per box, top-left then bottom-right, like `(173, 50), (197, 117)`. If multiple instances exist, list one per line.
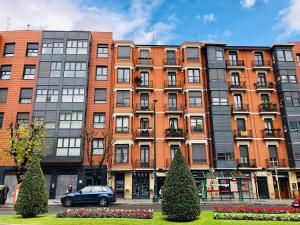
(134, 76), (142, 84)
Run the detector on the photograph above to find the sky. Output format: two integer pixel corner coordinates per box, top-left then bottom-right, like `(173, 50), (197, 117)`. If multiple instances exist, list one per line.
(0, 0), (300, 46)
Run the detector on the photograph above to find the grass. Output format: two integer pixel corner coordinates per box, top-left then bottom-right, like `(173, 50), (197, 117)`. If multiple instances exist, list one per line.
(0, 212), (300, 225)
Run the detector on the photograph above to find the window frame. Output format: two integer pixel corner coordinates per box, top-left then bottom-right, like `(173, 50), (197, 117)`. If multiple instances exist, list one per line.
(93, 113), (105, 128)
(26, 43), (39, 57)
(23, 65), (36, 80)
(97, 44), (108, 58)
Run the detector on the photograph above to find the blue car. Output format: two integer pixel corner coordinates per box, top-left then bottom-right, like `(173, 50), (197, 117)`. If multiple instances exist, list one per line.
(61, 185), (116, 207)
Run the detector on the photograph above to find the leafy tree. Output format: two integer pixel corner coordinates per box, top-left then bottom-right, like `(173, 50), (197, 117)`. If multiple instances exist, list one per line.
(15, 158), (48, 218)
(162, 150), (201, 221)
(3, 122), (46, 183)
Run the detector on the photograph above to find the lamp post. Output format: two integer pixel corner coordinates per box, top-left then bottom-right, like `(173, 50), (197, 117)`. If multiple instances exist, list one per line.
(274, 165), (282, 201)
(152, 99), (158, 203)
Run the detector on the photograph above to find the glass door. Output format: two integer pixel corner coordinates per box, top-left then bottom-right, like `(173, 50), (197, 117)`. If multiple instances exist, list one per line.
(167, 50), (176, 65)
(168, 93), (177, 110)
(168, 72), (176, 86)
(140, 93), (149, 110)
(140, 71), (149, 86)
(140, 145), (149, 167)
(234, 94), (243, 110)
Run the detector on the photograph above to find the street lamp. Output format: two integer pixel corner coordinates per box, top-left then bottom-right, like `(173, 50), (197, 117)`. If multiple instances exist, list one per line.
(152, 99), (158, 203)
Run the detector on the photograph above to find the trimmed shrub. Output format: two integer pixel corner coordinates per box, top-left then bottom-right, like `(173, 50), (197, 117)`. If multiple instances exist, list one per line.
(15, 158), (48, 218)
(162, 150), (200, 221)
(214, 213), (300, 221)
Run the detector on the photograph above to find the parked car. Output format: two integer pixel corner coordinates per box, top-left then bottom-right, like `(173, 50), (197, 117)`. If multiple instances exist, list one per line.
(292, 198), (300, 207)
(61, 185), (116, 207)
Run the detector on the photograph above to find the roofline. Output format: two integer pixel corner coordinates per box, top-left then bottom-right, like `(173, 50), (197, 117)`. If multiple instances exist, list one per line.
(226, 46), (271, 50)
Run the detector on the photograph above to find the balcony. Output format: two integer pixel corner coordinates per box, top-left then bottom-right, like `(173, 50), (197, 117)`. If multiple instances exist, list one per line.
(165, 158), (190, 168)
(262, 129), (282, 140)
(133, 159), (154, 169)
(258, 103), (278, 114)
(165, 128), (185, 140)
(135, 58), (153, 69)
(228, 81), (247, 92)
(135, 80), (154, 91)
(164, 104), (183, 114)
(164, 81), (182, 91)
(134, 129), (154, 140)
(134, 103), (154, 114)
(237, 159), (257, 168)
(234, 130), (253, 140)
(226, 60), (245, 70)
(254, 82), (275, 92)
(252, 60), (272, 70)
(163, 59), (181, 69)
(266, 159), (288, 168)
(231, 104), (250, 114)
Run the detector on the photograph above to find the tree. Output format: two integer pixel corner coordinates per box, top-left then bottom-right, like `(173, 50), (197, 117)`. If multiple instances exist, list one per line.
(82, 128), (115, 185)
(3, 122), (46, 183)
(15, 158), (48, 218)
(162, 150), (201, 221)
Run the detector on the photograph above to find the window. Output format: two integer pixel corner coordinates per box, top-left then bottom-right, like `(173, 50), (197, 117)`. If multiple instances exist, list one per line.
(117, 68), (130, 83)
(93, 113), (105, 128)
(189, 91), (202, 107)
(231, 73), (240, 86)
(268, 145), (278, 166)
(26, 43), (39, 56)
(168, 93), (177, 109)
(42, 42), (64, 55)
(166, 50), (176, 64)
(23, 65), (36, 79)
(94, 89), (106, 103)
(93, 139), (104, 155)
(115, 144), (129, 163)
(56, 138), (81, 156)
(212, 91), (228, 105)
(217, 152), (233, 160)
(140, 71), (149, 86)
(290, 121), (300, 132)
(59, 111), (83, 129)
(192, 143), (206, 163)
(216, 50), (224, 61)
(64, 62), (86, 77)
(50, 62), (62, 77)
(140, 117), (150, 129)
(33, 116), (56, 129)
(62, 88), (84, 103)
(210, 69), (225, 81)
(36, 89), (59, 102)
(297, 54), (300, 66)
(229, 52), (238, 65)
(239, 145), (249, 166)
(3, 43), (15, 56)
(0, 65), (11, 80)
(19, 88), (33, 103)
(190, 116), (204, 133)
(278, 72), (297, 83)
(167, 72), (176, 86)
(186, 47), (199, 61)
(188, 69), (200, 83)
(66, 40), (88, 54)
(258, 73), (266, 86)
(97, 44), (108, 58)
(42, 43), (53, 54)
(16, 112), (29, 125)
(116, 90), (130, 107)
(0, 89), (8, 103)
(0, 113), (3, 128)
(118, 46), (130, 60)
(170, 145), (179, 161)
(285, 92), (300, 107)
(276, 50), (293, 62)
(254, 52), (264, 65)
(116, 116), (129, 133)
(96, 66), (107, 80)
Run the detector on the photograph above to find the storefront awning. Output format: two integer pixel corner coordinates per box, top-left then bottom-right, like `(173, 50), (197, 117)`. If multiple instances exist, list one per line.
(192, 170), (248, 179)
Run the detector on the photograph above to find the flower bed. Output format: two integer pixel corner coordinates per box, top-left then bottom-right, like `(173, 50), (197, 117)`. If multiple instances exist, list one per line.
(56, 209), (153, 219)
(214, 206), (300, 214)
(214, 213), (300, 222)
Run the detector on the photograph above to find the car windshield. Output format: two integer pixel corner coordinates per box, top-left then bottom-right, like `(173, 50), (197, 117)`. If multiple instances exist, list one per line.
(80, 186), (92, 193)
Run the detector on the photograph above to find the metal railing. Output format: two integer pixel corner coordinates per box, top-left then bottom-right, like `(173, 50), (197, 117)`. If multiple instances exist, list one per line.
(226, 60), (245, 67)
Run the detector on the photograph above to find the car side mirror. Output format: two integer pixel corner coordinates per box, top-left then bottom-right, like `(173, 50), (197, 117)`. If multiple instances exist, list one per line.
(79, 190), (82, 194)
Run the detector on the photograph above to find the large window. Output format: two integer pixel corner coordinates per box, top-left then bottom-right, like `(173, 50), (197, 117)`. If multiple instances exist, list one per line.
(217, 152), (233, 160)
(210, 69), (225, 81)
(62, 88), (84, 103)
(96, 66), (108, 80)
(93, 139), (104, 155)
(59, 111), (83, 129)
(189, 91), (202, 107)
(36, 89), (59, 102)
(0, 89), (8, 103)
(19, 88), (33, 103)
(94, 89), (106, 103)
(276, 50), (293, 62)
(0, 65), (11, 80)
(290, 121), (300, 132)
(116, 90), (130, 107)
(64, 62), (86, 77)
(23, 65), (36, 80)
(116, 116), (129, 133)
(0, 113), (3, 128)
(188, 69), (200, 83)
(212, 91), (228, 105)
(93, 113), (105, 128)
(26, 43), (39, 56)
(56, 138), (81, 156)
(117, 68), (130, 83)
(239, 145), (249, 166)
(268, 145), (278, 166)
(50, 62), (62, 77)
(190, 116), (204, 133)
(118, 46), (130, 60)
(16, 112), (30, 125)
(66, 40), (88, 54)
(3, 43), (15, 57)
(186, 47), (199, 61)
(42, 41), (64, 54)
(170, 145), (179, 161)
(277, 72), (297, 83)
(192, 143), (206, 163)
(285, 92), (300, 107)
(216, 50), (224, 61)
(97, 44), (108, 58)
(115, 144), (129, 163)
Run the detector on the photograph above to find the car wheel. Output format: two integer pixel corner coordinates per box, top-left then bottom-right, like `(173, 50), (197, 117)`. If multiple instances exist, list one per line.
(99, 197), (108, 207)
(63, 197), (73, 207)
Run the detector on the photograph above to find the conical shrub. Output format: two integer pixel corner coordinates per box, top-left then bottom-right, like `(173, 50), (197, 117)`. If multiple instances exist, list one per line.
(162, 150), (200, 221)
(15, 158), (48, 217)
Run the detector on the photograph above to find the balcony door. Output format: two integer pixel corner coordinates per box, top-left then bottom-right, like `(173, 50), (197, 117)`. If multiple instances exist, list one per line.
(140, 50), (149, 64)
(231, 73), (240, 86)
(170, 145), (179, 161)
(264, 119), (273, 136)
(167, 50), (176, 65)
(229, 52), (238, 65)
(169, 118), (178, 130)
(140, 118), (150, 129)
(268, 145), (278, 166)
(140, 71), (149, 86)
(261, 94), (269, 104)
(237, 118), (246, 131)
(168, 72), (176, 86)
(239, 145), (249, 166)
(258, 73), (266, 86)
(234, 94), (243, 110)
(140, 145), (149, 167)
(168, 93), (177, 110)
(140, 93), (149, 110)
(255, 52), (263, 65)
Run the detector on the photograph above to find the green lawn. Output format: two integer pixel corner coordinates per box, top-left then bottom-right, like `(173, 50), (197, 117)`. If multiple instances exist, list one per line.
(0, 212), (299, 225)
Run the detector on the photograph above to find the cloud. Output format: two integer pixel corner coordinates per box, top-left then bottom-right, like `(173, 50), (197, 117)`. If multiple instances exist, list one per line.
(277, 0), (300, 39)
(196, 13), (215, 23)
(206, 30), (233, 42)
(0, 0), (176, 44)
(240, 0), (256, 9)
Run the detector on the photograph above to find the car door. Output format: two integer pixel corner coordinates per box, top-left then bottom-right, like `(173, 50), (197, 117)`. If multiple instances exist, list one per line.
(74, 186), (92, 204)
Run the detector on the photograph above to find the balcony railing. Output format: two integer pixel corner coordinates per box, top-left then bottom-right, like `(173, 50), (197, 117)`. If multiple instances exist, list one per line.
(237, 159), (256, 168)
(254, 82), (274, 89)
(226, 60), (245, 67)
(135, 58), (153, 66)
(228, 81), (246, 89)
(266, 159), (288, 168)
(258, 103), (278, 113)
(165, 128), (184, 138)
(163, 59), (181, 66)
(166, 158), (190, 167)
(135, 80), (153, 89)
(135, 103), (154, 112)
(262, 128), (281, 138)
(252, 60), (272, 67)
(164, 80), (182, 89)
(164, 104), (183, 112)
(133, 159), (154, 168)
(231, 104), (250, 112)
(134, 129), (153, 138)
(234, 130), (253, 139)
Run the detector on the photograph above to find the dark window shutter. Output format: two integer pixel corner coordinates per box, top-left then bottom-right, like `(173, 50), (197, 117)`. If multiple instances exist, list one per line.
(0, 89), (8, 103)
(186, 47), (199, 59)
(118, 46), (130, 59)
(268, 145), (277, 158)
(20, 88), (33, 98)
(240, 145), (248, 157)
